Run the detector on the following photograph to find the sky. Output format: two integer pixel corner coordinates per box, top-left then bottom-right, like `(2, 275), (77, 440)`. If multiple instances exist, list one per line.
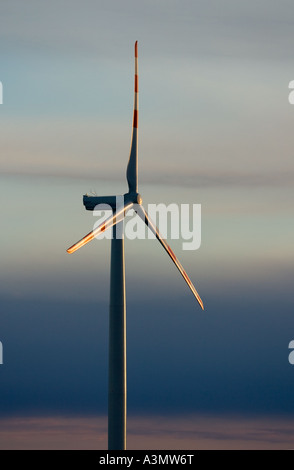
(0, 0), (294, 450)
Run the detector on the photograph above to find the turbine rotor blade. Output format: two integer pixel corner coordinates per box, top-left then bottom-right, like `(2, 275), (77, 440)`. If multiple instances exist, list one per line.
(136, 206), (204, 310)
(126, 40), (138, 193)
(67, 202), (133, 254)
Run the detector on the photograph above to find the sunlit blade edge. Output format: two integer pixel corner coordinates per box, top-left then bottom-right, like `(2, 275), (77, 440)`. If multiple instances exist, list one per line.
(136, 206), (204, 310)
(67, 202), (133, 254)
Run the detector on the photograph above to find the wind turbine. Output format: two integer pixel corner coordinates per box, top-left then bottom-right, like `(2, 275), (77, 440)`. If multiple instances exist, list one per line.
(66, 41), (204, 450)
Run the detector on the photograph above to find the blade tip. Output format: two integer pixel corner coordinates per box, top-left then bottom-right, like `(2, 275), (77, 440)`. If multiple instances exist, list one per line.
(196, 297), (204, 311)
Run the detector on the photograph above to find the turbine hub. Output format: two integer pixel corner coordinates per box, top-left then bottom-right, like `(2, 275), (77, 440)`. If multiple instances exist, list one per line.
(136, 193), (143, 205)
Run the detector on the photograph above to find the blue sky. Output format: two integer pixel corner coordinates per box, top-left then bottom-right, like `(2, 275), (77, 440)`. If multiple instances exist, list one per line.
(0, 1), (294, 449)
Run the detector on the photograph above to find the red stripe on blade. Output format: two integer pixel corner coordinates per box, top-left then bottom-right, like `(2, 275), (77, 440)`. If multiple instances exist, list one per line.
(135, 74), (138, 92)
(168, 246), (176, 262)
(133, 109), (138, 128)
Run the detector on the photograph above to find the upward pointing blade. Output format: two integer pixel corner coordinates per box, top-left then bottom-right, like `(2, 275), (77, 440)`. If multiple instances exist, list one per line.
(136, 205), (204, 310)
(126, 40), (138, 193)
(67, 202), (133, 254)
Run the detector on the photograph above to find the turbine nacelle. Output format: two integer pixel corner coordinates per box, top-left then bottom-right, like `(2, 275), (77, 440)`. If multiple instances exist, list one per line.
(83, 192), (142, 211)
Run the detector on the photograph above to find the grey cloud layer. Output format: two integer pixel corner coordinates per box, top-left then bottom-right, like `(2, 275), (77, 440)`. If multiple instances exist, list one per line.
(1, 1), (294, 60)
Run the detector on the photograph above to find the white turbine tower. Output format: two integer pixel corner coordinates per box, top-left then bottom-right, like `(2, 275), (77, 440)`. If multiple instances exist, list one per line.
(66, 41), (204, 450)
